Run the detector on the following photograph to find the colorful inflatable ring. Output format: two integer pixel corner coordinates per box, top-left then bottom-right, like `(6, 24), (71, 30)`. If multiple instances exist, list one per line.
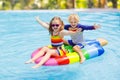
(31, 38), (108, 66)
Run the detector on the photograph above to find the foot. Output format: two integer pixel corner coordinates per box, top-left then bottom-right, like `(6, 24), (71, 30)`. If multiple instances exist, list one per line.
(80, 57), (86, 64)
(25, 60), (34, 64)
(32, 65), (41, 69)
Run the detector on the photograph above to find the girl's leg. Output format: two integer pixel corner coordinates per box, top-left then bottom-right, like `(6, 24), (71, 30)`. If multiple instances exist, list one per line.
(25, 46), (49, 64)
(73, 45), (85, 63)
(32, 49), (59, 68)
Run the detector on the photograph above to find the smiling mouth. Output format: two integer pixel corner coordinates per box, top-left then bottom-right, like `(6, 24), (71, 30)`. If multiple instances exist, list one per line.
(53, 28), (58, 29)
(72, 25), (76, 27)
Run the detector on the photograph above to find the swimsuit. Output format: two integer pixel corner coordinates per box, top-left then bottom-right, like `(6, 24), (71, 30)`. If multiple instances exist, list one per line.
(50, 35), (66, 56)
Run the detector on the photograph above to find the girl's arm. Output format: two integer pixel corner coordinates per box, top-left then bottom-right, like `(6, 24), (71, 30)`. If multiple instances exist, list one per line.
(60, 29), (82, 37)
(35, 16), (49, 29)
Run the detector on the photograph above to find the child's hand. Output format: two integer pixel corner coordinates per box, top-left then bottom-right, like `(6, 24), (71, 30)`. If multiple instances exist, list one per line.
(35, 16), (40, 20)
(94, 24), (101, 29)
(35, 16), (49, 24)
(76, 28), (82, 33)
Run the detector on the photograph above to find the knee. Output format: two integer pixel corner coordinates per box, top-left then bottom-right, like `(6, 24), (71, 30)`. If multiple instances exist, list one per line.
(42, 46), (49, 50)
(46, 50), (52, 54)
(73, 45), (79, 50)
(63, 39), (68, 44)
(46, 50), (57, 56)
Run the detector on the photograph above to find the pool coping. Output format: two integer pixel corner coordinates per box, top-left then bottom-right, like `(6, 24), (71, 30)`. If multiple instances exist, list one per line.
(0, 9), (120, 12)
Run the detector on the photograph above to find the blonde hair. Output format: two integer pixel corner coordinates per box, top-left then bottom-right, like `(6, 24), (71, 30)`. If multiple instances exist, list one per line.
(49, 16), (64, 35)
(68, 14), (80, 22)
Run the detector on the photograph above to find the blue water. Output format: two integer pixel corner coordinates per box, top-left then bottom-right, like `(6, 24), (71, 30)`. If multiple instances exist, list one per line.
(0, 10), (120, 80)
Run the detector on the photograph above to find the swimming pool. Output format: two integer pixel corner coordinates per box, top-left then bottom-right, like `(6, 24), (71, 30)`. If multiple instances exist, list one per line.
(0, 10), (120, 80)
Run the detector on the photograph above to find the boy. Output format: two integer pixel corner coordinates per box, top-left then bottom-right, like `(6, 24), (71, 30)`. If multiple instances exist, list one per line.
(64, 14), (100, 63)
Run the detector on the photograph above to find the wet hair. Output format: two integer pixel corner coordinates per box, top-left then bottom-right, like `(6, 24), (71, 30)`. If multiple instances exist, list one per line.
(68, 14), (80, 22)
(49, 16), (64, 35)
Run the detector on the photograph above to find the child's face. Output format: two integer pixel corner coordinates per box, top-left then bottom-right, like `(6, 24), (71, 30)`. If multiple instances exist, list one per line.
(69, 18), (78, 28)
(51, 19), (61, 32)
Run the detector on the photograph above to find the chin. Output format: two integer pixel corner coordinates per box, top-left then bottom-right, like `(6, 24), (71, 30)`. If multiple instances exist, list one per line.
(72, 26), (76, 28)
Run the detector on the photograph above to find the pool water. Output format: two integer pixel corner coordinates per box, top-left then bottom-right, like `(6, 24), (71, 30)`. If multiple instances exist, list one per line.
(0, 10), (120, 80)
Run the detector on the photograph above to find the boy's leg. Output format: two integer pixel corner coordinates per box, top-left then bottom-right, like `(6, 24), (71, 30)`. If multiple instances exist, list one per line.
(73, 45), (85, 63)
(63, 39), (69, 44)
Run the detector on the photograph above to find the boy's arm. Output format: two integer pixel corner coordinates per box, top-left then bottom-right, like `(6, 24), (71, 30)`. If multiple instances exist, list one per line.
(80, 24), (100, 30)
(93, 24), (101, 29)
(35, 16), (49, 29)
(80, 24), (95, 30)
(64, 24), (70, 30)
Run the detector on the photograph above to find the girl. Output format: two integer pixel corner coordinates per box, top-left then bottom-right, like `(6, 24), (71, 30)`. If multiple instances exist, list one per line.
(25, 16), (80, 68)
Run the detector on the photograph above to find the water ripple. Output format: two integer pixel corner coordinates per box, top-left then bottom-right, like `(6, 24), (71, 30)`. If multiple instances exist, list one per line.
(0, 11), (120, 80)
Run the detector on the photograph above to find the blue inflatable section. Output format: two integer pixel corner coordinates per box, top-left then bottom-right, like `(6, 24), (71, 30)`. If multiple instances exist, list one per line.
(82, 40), (104, 59)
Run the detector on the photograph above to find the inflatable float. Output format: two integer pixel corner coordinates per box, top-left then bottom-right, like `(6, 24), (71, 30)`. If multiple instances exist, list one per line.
(31, 38), (108, 66)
